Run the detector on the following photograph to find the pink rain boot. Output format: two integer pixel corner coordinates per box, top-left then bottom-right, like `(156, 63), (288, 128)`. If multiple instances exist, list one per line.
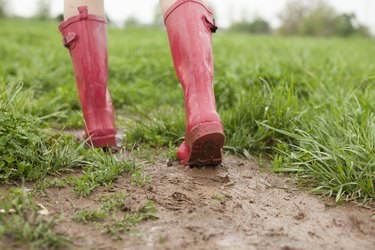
(59, 6), (116, 147)
(164, 0), (225, 165)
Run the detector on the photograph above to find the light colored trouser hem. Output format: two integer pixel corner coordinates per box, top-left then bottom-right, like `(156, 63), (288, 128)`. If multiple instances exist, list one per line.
(64, 0), (105, 20)
(159, 0), (179, 15)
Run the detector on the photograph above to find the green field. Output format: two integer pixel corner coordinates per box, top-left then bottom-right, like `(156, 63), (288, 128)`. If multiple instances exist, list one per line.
(0, 19), (375, 248)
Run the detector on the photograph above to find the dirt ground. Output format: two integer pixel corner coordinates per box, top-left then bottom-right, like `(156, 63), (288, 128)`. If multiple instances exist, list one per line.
(1, 153), (375, 250)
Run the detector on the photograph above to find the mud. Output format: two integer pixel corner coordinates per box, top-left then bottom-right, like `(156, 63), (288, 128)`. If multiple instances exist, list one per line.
(1, 154), (375, 250)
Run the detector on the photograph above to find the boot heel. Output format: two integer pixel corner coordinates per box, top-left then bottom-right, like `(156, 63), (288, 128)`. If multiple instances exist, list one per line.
(185, 122), (225, 166)
(87, 134), (116, 148)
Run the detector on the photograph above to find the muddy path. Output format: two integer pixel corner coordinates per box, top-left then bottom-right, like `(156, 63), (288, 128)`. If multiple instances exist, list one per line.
(1, 153), (375, 250)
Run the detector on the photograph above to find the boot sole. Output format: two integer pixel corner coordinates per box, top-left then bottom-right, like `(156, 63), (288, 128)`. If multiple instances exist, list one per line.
(183, 122), (225, 166)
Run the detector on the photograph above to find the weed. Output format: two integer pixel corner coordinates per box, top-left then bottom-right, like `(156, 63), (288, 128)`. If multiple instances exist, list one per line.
(73, 209), (107, 223)
(166, 141), (178, 161)
(72, 149), (141, 197)
(99, 192), (127, 212)
(34, 177), (70, 192)
(72, 194), (158, 240)
(104, 200), (158, 240)
(124, 108), (185, 149)
(159, 235), (167, 244)
(211, 194), (225, 201)
(130, 165), (152, 187)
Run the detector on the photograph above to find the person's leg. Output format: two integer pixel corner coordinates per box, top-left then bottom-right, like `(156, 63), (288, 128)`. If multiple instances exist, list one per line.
(60, 0), (116, 147)
(159, 0), (209, 14)
(160, 0), (224, 166)
(64, 0), (104, 20)
(159, 0), (178, 14)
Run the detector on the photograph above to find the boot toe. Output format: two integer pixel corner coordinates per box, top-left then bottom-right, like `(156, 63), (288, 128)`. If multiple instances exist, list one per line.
(177, 141), (190, 165)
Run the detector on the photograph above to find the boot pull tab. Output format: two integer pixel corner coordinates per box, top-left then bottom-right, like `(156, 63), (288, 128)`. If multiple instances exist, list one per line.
(78, 6), (89, 20)
(203, 14), (218, 33)
(63, 32), (77, 49)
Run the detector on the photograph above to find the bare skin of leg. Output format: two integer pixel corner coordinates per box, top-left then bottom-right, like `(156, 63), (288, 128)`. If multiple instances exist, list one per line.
(159, 0), (178, 15)
(64, 0), (105, 20)
(159, 0), (208, 15)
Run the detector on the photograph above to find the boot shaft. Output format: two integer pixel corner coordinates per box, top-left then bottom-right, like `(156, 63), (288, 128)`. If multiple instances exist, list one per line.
(164, 0), (217, 81)
(59, 6), (109, 110)
(59, 6), (116, 144)
(164, 0), (220, 130)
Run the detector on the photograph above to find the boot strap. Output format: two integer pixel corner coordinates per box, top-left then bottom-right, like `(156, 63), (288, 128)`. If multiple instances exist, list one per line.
(77, 6), (89, 20)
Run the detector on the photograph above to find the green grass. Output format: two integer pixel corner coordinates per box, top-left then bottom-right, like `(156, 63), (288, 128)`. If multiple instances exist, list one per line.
(211, 194), (225, 201)
(98, 192), (127, 212)
(73, 209), (107, 223)
(103, 200), (158, 240)
(0, 188), (70, 250)
(0, 82), (87, 182)
(0, 19), (374, 205)
(73, 193), (158, 240)
(0, 80), (146, 197)
(72, 150), (142, 197)
(34, 177), (70, 192)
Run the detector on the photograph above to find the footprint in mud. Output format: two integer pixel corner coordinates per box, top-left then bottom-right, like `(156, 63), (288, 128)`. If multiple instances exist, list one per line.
(161, 192), (194, 211)
(171, 192), (191, 202)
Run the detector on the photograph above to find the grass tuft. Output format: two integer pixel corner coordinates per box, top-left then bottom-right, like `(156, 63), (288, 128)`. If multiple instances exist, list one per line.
(72, 149), (142, 197)
(268, 103), (375, 203)
(73, 209), (107, 223)
(104, 200), (158, 240)
(72, 193), (158, 240)
(0, 188), (70, 250)
(0, 82), (86, 183)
